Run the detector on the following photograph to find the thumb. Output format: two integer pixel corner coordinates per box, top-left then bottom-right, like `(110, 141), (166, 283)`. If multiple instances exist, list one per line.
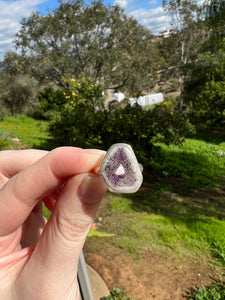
(23, 173), (107, 298)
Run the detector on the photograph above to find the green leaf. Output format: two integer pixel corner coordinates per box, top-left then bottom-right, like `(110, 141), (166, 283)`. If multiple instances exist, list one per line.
(88, 229), (115, 238)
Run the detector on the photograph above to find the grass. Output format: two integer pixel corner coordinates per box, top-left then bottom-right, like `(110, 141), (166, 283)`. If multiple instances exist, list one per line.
(102, 197), (225, 258)
(87, 131), (225, 269)
(186, 281), (225, 299)
(152, 134), (225, 188)
(0, 115), (50, 150)
(86, 132), (225, 297)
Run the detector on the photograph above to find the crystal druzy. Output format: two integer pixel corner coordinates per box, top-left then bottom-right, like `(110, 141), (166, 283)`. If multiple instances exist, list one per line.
(100, 143), (143, 193)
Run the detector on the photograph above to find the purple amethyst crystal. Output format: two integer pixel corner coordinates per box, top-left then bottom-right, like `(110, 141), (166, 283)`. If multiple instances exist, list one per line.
(100, 143), (143, 193)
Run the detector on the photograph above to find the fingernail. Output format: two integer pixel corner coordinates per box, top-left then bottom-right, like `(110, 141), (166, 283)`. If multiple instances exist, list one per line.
(78, 175), (107, 205)
(82, 149), (106, 155)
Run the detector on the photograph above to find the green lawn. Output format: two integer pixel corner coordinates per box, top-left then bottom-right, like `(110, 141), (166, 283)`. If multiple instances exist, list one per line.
(0, 115), (50, 150)
(91, 134), (225, 261)
(153, 134), (225, 188)
(85, 131), (225, 298)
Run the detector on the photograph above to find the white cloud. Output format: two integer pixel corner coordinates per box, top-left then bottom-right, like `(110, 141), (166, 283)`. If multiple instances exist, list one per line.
(114, 0), (203, 35)
(114, 0), (130, 8)
(0, 0), (47, 59)
(148, 0), (157, 5)
(131, 8), (170, 34)
(113, 0), (171, 35)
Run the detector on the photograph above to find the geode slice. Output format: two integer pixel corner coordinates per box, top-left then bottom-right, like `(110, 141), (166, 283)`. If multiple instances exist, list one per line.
(100, 143), (143, 193)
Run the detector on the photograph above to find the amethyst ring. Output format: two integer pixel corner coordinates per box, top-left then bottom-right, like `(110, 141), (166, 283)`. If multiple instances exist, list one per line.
(100, 143), (143, 193)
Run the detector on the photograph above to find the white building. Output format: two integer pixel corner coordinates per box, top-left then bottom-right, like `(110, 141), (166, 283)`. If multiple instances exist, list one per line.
(129, 93), (164, 107)
(158, 29), (175, 38)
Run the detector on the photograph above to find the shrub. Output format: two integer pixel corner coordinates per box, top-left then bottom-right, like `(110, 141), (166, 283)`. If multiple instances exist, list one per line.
(47, 76), (105, 148)
(37, 87), (67, 119)
(189, 80), (225, 129)
(45, 78), (193, 165)
(99, 100), (193, 164)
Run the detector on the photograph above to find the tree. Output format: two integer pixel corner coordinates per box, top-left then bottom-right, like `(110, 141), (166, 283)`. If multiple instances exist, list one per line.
(1, 52), (25, 76)
(194, 79), (225, 127)
(162, 0), (204, 110)
(14, 0), (158, 94)
(204, 0), (225, 27)
(0, 74), (38, 116)
(182, 0), (225, 128)
(183, 37), (225, 128)
(201, 0), (225, 52)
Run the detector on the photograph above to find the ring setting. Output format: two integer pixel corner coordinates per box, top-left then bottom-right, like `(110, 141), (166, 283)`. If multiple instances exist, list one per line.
(100, 143), (143, 193)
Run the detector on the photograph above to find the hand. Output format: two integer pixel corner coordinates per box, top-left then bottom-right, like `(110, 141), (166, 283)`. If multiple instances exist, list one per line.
(0, 147), (107, 300)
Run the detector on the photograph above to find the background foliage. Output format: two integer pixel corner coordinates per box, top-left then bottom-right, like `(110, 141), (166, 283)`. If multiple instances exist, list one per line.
(13, 0), (158, 94)
(0, 74), (38, 116)
(40, 77), (193, 164)
(0, 0), (224, 132)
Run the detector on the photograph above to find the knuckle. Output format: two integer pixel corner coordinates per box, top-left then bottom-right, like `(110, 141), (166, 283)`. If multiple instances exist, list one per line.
(55, 212), (92, 242)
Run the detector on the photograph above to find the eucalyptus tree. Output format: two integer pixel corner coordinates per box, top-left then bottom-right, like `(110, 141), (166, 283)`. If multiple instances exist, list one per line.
(204, 0), (225, 26)
(183, 0), (225, 127)
(202, 0), (225, 51)
(14, 0), (158, 94)
(162, 0), (204, 110)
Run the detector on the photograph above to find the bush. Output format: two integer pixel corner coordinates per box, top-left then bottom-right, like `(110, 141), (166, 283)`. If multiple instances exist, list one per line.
(44, 78), (193, 165)
(99, 100), (193, 164)
(47, 76), (105, 148)
(188, 80), (225, 129)
(37, 87), (67, 119)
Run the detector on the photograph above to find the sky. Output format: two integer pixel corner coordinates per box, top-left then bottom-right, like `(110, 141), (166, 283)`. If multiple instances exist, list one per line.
(0, 0), (200, 59)
(0, 0), (172, 58)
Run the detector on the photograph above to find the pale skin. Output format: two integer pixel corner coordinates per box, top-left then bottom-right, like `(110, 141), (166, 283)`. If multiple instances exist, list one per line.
(0, 147), (107, 300)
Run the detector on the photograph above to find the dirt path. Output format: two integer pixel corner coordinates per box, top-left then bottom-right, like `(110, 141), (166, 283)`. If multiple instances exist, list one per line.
(85, 249), (222, 300)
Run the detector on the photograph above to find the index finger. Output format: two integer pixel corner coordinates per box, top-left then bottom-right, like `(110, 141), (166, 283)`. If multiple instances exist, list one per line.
(0, 147), (105, 236)
(0, 150), (48, 186)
